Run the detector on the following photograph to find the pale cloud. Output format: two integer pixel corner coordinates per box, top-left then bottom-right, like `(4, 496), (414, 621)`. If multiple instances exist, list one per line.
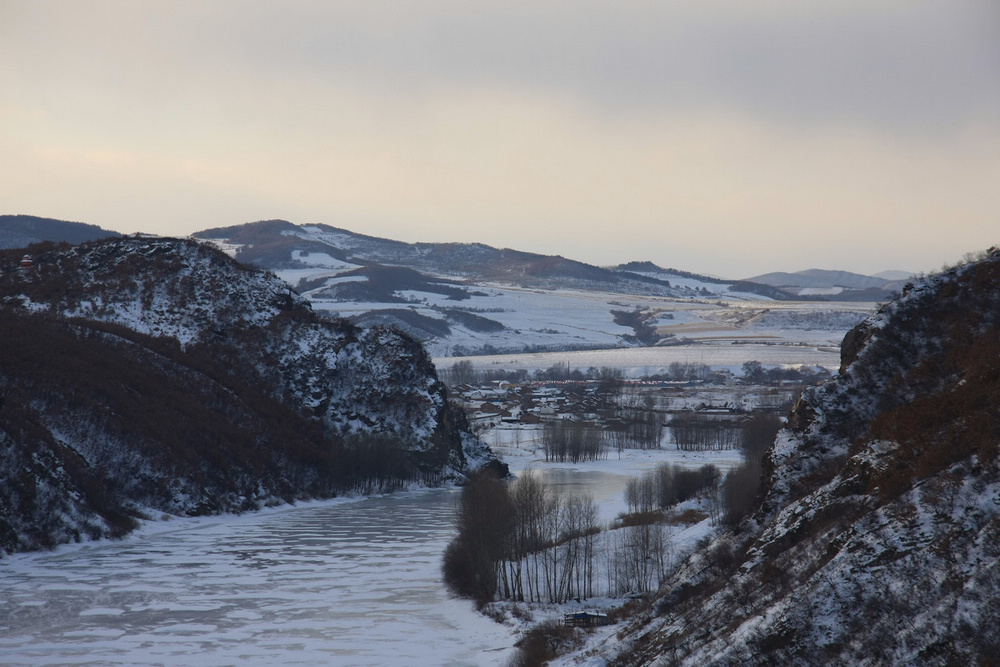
(1, 0), (997, 276)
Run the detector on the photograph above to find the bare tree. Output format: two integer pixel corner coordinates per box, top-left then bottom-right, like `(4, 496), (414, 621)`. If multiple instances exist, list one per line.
(442, 470), (513, 605)
(509, 471), (559, 602)
(556, 494), (601, 601)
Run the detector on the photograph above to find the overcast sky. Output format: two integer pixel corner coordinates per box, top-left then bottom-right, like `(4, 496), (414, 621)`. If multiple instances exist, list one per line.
(2, 1), (998, 278)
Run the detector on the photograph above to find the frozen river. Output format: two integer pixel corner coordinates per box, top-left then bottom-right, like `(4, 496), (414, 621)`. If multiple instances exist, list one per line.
(0, 450), (740, 666)
(0, 491), (516, 666)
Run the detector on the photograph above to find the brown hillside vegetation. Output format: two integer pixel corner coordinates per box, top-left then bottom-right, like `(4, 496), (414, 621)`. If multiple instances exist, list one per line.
(592, 250), (1000, 666)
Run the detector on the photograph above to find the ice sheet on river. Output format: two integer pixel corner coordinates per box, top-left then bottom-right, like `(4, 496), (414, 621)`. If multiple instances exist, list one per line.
(0, 493), (516, 667)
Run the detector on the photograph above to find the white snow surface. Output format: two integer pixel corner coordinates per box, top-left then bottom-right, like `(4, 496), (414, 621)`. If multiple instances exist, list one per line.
(324, 286), (873, 358)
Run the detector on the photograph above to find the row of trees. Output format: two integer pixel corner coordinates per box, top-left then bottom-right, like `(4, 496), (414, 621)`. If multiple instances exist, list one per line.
(443, 470), (680, 605)
(444, 359), (831, 388)
(541, 416), (663, 463)
(613, 389), (664, 450)
(740, 360), (831, 385)
(622, 414), (782, 529)
(445, 361), (732, 386)
(539, 382), (664, 461)
(541, 422), (606, 463)
(539, 412), (775, 459)
(623, 464), (721, 515)
(443, 469), (717, 606)
(670, 413), (745, 450)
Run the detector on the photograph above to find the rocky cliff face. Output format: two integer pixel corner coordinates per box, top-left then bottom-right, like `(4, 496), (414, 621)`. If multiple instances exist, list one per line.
(0, 237), (495, 555)
(593, 251), (1000, 666)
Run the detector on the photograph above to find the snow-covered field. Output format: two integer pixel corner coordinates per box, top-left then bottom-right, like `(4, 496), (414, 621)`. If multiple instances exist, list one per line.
(273, 250), (875, 358)
(435, 341), (842, 378)
(306, 284), (641, 355)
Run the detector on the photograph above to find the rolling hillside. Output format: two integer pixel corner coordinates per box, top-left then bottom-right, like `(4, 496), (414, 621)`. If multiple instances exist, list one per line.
(195, 220), (878, 358)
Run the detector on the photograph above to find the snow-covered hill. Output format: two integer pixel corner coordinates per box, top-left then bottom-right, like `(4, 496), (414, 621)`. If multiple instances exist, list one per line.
(573, 249), (1000, 666)
(0, 237), (497, 556)
(195, 221), (876, 358)
(742, 267), (911, 298)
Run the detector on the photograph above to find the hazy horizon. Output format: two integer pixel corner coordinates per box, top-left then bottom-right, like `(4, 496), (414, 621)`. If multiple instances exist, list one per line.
(0, 211), (935, 280)
(2, 1), (997, 277)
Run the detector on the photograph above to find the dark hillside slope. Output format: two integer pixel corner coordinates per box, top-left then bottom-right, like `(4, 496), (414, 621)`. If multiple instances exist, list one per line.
(0, 237), (495, 556)
(0, 316), (332, 551)
(602, 250), (1000, 666)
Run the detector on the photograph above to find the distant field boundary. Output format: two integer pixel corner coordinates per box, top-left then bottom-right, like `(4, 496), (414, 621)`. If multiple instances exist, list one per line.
(434, 343), (840, 375)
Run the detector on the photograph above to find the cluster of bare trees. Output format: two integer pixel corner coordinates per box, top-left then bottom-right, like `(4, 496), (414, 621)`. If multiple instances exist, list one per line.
(443, 361), (625, 386)
(444, 414), (786, 605)
(741, 360), (832, 386)
(443, 469), (695, 605)
(670, 412), (744, 450)
(542, 422), (606, 462)
(606, 522), (672, 595)
(443, 471), (601, 606)
(663, 361), (718, 382)
(607, 388), (664, 451)
(623, 464), (721, 516)
(445, 358), (830, 389)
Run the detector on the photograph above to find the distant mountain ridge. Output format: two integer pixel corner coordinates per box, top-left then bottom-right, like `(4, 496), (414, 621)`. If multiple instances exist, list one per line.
(1, 215), (907, 294)
(872, 269), (914, 281)
(614, 261), (731, 285)
(0, 214), (120, 249)
(197, 219), (681, 294)
(745, 268), (888, 289)
(196, 220), (819, 354)
(743, 267), (914, 296)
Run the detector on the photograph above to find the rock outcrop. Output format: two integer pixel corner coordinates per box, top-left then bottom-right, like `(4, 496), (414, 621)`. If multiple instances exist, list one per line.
(0, 237), (496, 555)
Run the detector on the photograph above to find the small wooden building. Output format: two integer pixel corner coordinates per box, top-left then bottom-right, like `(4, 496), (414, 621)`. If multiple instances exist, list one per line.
(564, 611), (611, 628)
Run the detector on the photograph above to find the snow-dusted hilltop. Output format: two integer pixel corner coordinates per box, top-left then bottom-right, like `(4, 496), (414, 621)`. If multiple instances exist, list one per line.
(0, 236), (496, 556)
(585, 249), (1000, 666)
(193, 220), (878, 358)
